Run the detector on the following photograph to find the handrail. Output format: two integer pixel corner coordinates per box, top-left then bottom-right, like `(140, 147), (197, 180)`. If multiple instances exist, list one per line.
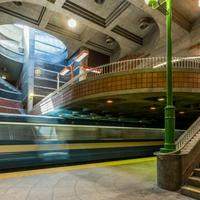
(176, 116), (200, 151)
(0, 88), (21, 95)
(32, 56), (200, 112)
(0, 77), (22, 93)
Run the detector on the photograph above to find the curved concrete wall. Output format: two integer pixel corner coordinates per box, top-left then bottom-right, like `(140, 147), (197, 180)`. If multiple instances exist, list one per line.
(32, 69), (200, 115)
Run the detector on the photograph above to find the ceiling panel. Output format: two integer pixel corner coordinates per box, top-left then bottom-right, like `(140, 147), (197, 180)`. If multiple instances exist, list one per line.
(0, 2), (45, 25)
(48, 13), (87, 35)
(69, 0), (124, 19)
(117, 5), (152, 38)
(89, 31), (119, 51)
(173, 0), (200, 23)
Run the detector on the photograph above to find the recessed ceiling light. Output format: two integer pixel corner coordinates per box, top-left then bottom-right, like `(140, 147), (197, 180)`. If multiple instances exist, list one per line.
(150, 106), (156, 111)
(106, 100), (113, 104)
(179, 111), (185, 115)
(158, 97), (165, 102)
(68, 19), (77, 28)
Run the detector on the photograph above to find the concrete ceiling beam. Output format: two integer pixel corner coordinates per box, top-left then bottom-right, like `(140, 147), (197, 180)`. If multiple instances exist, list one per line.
(127, 0), (190, 56)
(38, 9), (53, 29)
(80, 27), (98, 43)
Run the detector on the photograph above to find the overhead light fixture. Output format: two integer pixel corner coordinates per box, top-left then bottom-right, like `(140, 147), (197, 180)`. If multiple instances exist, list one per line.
(68, 19), (77, 28)
(1, 75), (7, 80)
(106, 99), (113, 104)
(150, 106), (156, 111)
(179, 111), (185, 115)
(60, 67), (70, 76)
(75, 50), (89, 62)
(91, 68), (102, 74)
(158, 97), (165, 102)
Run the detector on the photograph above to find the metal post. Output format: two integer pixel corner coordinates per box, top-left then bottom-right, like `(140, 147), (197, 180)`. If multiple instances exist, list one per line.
(71, 65), (75, 79)
(160, 0), (176, 153)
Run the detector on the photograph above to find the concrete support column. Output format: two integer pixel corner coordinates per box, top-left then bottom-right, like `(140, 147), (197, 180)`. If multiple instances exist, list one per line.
(23, 26), (35, 112)
(157, 154), (182, 191)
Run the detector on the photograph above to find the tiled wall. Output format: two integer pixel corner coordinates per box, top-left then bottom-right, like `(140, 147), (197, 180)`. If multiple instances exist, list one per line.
(0, 98), (22, 109)
(0, 107), (20, 114)
(32, 71), (200, 115)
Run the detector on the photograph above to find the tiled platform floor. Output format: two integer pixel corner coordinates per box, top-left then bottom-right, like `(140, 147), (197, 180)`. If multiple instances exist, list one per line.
(0, 158), (193, 200)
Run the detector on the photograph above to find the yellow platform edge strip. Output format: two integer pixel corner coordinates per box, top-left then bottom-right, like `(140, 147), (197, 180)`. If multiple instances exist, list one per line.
(0, 157), (156, 180)
(0, 141), (162, 153)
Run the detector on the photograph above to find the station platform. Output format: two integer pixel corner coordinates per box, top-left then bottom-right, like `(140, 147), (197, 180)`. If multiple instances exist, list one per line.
(0, 157), (191, 200)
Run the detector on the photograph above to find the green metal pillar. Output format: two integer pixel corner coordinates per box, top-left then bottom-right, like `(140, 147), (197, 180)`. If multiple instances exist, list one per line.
(160, 0), (176, 153)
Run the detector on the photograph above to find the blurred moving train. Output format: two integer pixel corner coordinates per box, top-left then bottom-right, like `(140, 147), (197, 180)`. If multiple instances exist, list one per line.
(0, 120), (184, 170)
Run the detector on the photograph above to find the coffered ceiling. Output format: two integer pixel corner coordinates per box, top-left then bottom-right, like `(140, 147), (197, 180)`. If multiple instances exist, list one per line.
(173, 0), (200, 24)
(0, 0), (199, 59)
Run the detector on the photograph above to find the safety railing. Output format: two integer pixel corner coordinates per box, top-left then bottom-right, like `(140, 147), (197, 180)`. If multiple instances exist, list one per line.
(34, 68), (66, 98)
(176, 116), (200, 151)
(86, 56), (200, 79)
(33, 56), (200, 112)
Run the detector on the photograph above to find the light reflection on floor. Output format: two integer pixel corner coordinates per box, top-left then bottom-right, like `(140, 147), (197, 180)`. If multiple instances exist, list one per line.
(0, 158), (192, 200)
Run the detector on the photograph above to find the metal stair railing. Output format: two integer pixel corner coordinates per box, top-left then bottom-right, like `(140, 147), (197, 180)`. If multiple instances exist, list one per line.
(176, 116), (200, 152)
(0, 76), (21, 93)
(85, 56), (200, 79)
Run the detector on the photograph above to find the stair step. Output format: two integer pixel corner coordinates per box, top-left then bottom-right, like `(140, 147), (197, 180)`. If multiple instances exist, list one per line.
(194, 169), (200, 177)
(181, 185), (200, 200)
(188, 176), (200, 187)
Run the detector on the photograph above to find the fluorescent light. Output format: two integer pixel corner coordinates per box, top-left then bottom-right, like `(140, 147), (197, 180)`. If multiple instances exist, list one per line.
(91, 68), (102, 74)
(75, 50), (89, 62)
(68, 19), (77, 28)
(60, 67), (70, 76)
(82, 66), (101, 74)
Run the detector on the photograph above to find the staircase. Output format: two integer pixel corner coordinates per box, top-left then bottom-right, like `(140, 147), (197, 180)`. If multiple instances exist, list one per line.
(174, 116), (200, 199)
(0, 77), (24, 114)
(181, 168), (200, 199)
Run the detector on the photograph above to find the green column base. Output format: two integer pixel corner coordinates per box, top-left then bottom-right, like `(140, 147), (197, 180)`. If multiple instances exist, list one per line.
(160, 142), (176, 153)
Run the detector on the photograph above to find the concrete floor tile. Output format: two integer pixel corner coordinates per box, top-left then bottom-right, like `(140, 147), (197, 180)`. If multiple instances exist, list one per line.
(0, 159), (194, 200)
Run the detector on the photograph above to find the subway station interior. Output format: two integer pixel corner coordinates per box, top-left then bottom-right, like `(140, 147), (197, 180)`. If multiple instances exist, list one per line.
(0, 0), (200, 199)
